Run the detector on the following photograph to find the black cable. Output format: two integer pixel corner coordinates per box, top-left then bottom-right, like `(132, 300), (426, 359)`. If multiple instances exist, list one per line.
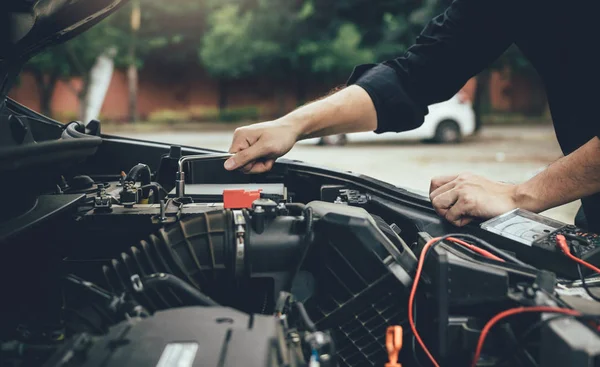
(571, 246), (600, 302)
(140, 183), (168, 203)
(518, 314), (600, 347)
(142, 274), (219, 306)
(125, 164), (152, 186)
(499, 324), (539, 367)
(449, 233), (536, 269)
(577, 263), (600, 302)
(295, 302), (317, 332)
(140, 183), (168, 195)
(285, 203), (306, 215)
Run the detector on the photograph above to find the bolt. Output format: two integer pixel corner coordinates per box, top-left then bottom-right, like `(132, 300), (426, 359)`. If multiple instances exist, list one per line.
(525, 287), (536, 298)
(159, 200), (167, 221)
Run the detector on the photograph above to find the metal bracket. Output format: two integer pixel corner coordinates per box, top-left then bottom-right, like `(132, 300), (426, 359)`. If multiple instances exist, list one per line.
(232, 209), (246, 277)
(175, 153), (233, 198)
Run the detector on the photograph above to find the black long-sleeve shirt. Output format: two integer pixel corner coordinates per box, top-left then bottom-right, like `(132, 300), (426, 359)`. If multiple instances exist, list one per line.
(347, 0), (600, 230)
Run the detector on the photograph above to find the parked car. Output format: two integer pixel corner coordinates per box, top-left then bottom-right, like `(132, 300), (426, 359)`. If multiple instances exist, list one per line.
(0, 3), (596, 367)
(303, 92), (475, 146)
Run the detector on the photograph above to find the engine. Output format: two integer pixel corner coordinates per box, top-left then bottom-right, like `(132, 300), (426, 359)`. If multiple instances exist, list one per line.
(0, 154), (419, 367)
(1, 149), (598, 367)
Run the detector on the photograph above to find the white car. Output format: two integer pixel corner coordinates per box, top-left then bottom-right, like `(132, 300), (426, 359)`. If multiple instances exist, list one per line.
(304, 92), (476, 145)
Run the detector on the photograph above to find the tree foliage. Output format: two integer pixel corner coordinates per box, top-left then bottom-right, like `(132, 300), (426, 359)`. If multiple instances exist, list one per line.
(199, 4), (282, 79)
(24, 21), (127, 117)
(22, 0), (538, 119)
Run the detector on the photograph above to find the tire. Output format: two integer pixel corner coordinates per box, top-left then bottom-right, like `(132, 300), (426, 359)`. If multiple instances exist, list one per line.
(433, 120), (462, 144)
(318, 134), (348, 146)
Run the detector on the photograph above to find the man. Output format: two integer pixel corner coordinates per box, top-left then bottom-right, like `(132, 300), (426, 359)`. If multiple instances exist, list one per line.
(224, 0), (600, 231)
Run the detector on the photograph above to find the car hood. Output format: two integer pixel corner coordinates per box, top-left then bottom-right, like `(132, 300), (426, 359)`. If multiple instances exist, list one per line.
(0, 0), (129, 99)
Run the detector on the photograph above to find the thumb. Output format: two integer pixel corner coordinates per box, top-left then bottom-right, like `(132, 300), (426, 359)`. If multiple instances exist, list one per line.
(224, 143), (265, 171)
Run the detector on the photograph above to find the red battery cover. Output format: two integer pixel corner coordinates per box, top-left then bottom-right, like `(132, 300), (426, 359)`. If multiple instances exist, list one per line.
(223, 189), (262, 209)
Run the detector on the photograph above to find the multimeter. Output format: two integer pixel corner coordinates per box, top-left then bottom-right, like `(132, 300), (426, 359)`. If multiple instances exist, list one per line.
(480, 209), (600, 278)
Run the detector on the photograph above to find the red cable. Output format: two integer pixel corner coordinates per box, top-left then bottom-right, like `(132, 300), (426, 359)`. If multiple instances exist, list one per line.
(470, 306), (581, 367)
(556, 235), (600, 274)
(408, 236), (504, 367)
(408, 237), (441, 367)
(446, 237), (505, 262)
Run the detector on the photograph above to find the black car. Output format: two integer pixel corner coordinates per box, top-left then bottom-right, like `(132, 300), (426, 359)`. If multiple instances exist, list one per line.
(1, 2), (599, 367)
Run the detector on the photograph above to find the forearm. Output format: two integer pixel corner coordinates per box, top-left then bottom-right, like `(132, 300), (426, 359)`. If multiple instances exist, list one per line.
(515, 137), (600, 212)
(281, 85), (377, 141)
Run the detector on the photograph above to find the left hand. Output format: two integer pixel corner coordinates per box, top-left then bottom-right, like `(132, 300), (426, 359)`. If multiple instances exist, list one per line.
(429, 173), (519, 226)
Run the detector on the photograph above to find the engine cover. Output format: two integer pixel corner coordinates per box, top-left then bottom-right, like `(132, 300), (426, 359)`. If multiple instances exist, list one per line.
(43, 307), (301, 367)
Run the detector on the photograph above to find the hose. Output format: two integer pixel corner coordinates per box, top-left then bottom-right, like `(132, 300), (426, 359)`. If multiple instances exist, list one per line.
(102, 210), (233, 311)
(304, 206), (314, 234)
(140, 183), (168, 203)
(285, 203), (306, 216)
(125, 163), (151, 186)
(141, 273), (219, 307)
(295, 302), (317, 332)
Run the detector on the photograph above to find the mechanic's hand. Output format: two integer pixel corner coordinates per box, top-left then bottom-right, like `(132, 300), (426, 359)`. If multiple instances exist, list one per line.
(224, 119), (300, 174)
(429, 173), (518, 227)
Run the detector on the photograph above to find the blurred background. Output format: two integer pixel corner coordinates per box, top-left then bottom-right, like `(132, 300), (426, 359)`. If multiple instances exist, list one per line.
(7, 0), (576, 222)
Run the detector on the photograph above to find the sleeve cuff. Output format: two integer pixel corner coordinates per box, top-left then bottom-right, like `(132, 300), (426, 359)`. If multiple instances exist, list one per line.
(346, 63), (426, 134)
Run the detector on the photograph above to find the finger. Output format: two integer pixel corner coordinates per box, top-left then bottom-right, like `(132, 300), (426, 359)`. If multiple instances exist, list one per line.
(224, 143), (266, 171)
(246, 159), (275, 174)
(241, 161), (256, 174)
(228, 137), (248, 154)
(431, 188), (459, 216)
(430, 180), (459, 201)
(228, 128), (255, 154)
(444, 201), (474, 227)
(430, 174), (459, 194)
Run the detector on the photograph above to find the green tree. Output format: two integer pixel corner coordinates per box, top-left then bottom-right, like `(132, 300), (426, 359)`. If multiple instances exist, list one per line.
(200, 0), (378, 111)
(200, 3), (287, 112)
(22, 0), (206, 120)
(297, 22), (374, 78)
(24, 50), (71, 117)
(23, 15), (128, 119)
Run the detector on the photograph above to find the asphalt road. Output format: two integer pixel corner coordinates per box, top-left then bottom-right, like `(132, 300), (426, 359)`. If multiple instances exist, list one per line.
(105, 124), (579, 224)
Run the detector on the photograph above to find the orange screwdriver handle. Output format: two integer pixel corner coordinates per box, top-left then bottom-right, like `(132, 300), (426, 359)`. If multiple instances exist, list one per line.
(385, 325), (403, 367)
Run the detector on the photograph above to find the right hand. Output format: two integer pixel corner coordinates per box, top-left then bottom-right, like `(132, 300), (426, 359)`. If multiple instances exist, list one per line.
(224, 119), (300, 174)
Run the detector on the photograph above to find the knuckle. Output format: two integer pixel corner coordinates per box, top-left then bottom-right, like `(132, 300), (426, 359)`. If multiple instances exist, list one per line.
(462, 195), (477, 211)
(458, 172), (471, 181)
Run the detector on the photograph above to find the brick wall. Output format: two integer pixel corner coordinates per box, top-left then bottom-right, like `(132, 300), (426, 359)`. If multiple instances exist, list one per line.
(8, 62), (543, 121)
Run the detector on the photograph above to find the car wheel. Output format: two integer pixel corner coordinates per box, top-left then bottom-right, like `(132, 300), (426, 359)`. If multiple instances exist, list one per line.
(433, 120), (462, 144)
(318, 134), (348, 146)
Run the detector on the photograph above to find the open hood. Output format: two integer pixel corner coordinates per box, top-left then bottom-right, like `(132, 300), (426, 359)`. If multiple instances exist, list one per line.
(0, 0), (128, 220)
(0, 0), (129, 99)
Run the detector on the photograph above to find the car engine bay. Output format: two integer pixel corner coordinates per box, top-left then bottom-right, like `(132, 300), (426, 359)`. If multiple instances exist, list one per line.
(1, 1), (598, 366)
(0, 112), (598, 367)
